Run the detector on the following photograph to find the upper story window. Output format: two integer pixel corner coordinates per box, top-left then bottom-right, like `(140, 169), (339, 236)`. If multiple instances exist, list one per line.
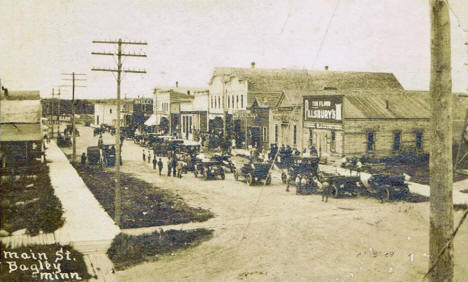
(367, 131), (375, 152)
(236, 95), (239, 108)
(228, 95), (231, 108)
(393, 130), (401, 152)
(241, 95), (244, 108)
(109, 108), (112, 114)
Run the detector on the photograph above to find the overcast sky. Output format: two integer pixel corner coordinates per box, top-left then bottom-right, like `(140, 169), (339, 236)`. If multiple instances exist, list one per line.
(1, 0), (467, 99)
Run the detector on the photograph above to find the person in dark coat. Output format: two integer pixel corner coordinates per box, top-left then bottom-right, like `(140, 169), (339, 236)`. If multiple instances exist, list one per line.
(172, 157), (177, 177)
(157, 158), (163, 176)
(142, 149), (146, 162)
(81, 152), (86, 165)
(152, 155), (157, 169)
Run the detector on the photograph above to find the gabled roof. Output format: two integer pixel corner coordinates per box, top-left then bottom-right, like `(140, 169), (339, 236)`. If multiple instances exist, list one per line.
(343, 91), (430, 119)
(0, 90), (40, 101)
(211, 67), (403, 92)
(249, 92), (282, 108)
(1, 100), (42, 123)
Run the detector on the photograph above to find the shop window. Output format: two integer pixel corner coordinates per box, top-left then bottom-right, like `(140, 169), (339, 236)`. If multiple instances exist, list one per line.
(309, 128), (313, 146)
(218, 96), (221, 109)
(275, 124), (278, 143)
(189, 116), (192, 133)
(228, 95), (231, 108)
(367, 131), (375, 152)
(236, 95), (239, 108)
(241, 95), (244, 108)
(263, 127), (267, 142)
(393, 130), (401, 152)
(293, 124), (297, 145)
(109, 108), (112, 114)
(331, 130), (336, 152)
(416, 131), (423, 150)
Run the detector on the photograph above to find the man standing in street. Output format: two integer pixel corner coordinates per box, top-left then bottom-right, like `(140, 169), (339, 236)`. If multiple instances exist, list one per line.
(142, 149), (146, 162)
(167, 156), (172, 176)
(152, 155), (157, 170)
(157, 158), (163, 176)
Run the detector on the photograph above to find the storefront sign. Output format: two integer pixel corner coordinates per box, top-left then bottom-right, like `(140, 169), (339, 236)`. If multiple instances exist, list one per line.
(303, 95), (343, 123)
(306, 122), (343, 130)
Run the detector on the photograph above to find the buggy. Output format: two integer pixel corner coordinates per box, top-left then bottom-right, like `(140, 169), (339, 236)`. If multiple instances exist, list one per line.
(234, 161), (271, 186)
(193, 160), (225, 180)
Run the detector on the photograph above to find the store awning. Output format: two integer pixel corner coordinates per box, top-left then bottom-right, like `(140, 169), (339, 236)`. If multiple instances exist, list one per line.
(0, 123), (42, 142)
(144, 115), (168, 126)
(144, 115), (157, 126)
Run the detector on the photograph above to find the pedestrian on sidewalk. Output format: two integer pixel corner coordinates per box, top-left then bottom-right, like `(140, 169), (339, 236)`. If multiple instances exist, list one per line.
(142, 149), (146, 162)
(148, 151), (151, 164)
(152, 155), (157, 169)
(158, 158), (163, 176)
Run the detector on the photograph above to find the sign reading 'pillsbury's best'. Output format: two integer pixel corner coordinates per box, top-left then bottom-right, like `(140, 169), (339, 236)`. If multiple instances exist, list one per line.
(303, 95), (343, 123)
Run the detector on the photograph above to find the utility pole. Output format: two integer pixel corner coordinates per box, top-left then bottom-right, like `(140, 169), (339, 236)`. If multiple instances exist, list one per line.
(91, 39), (147, 226)
(57, 88), (61, 135)
(50, 88), (55, 138)
(62, 72), (87, 163)
(428, 0), (454, 281)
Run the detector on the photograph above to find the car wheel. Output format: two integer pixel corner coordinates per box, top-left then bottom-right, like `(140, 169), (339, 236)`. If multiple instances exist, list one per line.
(331, 183), (340, 198)
(265, 174), (271, 185)
(381, 186), (391, 203)
(247, 174), (254, 186)
(281, 172), (287, 184)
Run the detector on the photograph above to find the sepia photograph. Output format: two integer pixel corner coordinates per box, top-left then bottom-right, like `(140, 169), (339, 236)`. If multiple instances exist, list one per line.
(1, 0), (468, 281)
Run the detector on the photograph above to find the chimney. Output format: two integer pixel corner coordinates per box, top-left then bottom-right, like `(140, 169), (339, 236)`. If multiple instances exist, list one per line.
(251, 62), (256, 69)
(176, 81), (179, 88)
(324, 66), (329, 71)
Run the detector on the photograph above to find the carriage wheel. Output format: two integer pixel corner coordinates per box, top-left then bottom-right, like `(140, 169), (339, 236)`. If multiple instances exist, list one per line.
(265, 174), (271, 185)
(234, 171), (239, 181)
(331, 183), (340, 198)
(247, 174), (254, 186)
(281, 172), (287, 184)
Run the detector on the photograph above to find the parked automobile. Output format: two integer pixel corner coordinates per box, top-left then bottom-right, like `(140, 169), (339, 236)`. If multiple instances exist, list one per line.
(281, 156), (320, 188)
(193, 160), (225, 180)
(234, 161), (271, 186)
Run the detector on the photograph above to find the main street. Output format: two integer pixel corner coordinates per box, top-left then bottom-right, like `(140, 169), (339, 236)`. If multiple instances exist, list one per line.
(61, 126), (468, 281)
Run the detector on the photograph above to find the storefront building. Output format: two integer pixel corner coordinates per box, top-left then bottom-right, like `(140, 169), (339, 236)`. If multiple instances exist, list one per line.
(302, 91), (432, 158)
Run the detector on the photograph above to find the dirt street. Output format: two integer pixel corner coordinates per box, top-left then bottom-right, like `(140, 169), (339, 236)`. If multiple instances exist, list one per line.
(62, 126), (468, 281)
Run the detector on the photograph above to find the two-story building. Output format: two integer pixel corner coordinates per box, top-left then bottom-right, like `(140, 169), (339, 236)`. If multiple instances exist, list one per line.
(153, 84), (207, 137)
(269, 68), (405, 153)
(93, 99), (133, 127)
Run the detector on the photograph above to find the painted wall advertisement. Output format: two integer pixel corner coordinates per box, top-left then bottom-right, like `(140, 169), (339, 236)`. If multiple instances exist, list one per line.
(303, 95), (343, 123)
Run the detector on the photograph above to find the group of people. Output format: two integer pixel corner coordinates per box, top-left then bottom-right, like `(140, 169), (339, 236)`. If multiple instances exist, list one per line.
(142, 149), (184, 178)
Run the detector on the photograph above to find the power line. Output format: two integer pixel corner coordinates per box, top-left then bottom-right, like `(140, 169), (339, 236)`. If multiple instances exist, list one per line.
(91, 38), (147, 226)
(312, 0), (341, 68)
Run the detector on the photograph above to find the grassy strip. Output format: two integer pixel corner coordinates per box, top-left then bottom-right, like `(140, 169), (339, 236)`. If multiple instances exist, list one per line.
(73, 163), (214, 228)
(0, 243), (92, 281)
(107, 229), (213, 270)
(0, 166), (64, 235)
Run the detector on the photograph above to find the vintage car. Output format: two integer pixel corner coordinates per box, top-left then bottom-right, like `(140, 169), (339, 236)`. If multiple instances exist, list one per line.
(210, 154), (235, 173)
(64, 125), (80, 136)
(57, 133), (72, 147)
(281, 156), (320, 186)
(193, 160), (225, 180)
(234, 161), (271, 186)
(154, 138), (184, 156)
